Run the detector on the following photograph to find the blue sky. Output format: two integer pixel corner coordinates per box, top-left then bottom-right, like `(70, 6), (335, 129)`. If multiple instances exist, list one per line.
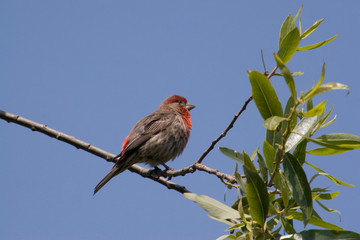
(1, 1), (359, 239)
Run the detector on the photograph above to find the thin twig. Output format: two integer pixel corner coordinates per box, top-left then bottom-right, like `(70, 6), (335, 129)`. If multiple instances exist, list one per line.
(194, 65), (278, 165)
(196, 95), (254, 164)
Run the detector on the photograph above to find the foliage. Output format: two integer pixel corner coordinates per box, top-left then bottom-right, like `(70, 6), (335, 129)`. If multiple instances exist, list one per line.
(184, 7), (360, 240)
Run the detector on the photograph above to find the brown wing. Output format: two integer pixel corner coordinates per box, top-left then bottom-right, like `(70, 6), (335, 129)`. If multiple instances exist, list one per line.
(121, 110), (176, 157)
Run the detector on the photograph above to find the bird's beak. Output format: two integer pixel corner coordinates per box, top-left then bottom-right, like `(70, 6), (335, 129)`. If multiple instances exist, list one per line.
(186, 103), (196, 111)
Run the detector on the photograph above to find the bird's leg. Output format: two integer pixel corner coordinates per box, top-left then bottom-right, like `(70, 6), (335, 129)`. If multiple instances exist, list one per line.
(149, 166), (162, 178)
(161, 163), (173, 180)
(161, 163), (173, 171)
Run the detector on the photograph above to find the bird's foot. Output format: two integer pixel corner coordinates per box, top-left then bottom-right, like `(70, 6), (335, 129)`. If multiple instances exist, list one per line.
(149, 166), (163, 178)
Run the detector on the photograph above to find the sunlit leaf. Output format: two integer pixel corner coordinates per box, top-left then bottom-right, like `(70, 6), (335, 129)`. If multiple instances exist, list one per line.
(297, 35), (338, 51)
(283, 153), (313, 226)
(287, 211), (343, 230)
(309, 82), (350, 98)
(307, 147), (349, 155)
(243, 166), (269, 226)
(263, 141), (275, 174)
(184, 193), (240, 219)
(264, 116), (287, 131)
(300, 18), (324, 39)
(249, 71), (283, 120)
(279, 14), (295, 48)
(250, 147), (259, 161)
(320, 115), (337, 129)
(316, 200), (341, 220)
(285, 114), (323, 152)
(312, 191), (339, 200)
(293, 5), (302, 23)
(305, 161), (354, 187)
(302, 63), (326, 101)
(302, 101), (326, 117)
(281, 215), (296, 234)
(317, 107), (334, 130)
(278, 27), (301, 63)
(274, 53), (297, 99)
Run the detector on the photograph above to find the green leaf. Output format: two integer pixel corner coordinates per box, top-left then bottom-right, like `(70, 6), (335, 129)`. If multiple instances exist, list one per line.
(293, 5), (302, 23)
(281, 215), (296, 234)
(320, 114), (337, 129)
(257, 152), (268, 182)
(280, 173), (289, 208)
(184, 193), (240, 219)
(234, 171), (246, 196)
(263, 141), (275, 174)
(293, 139), (307, 165)
(281, 230), (360, 240)
(300, 18), (324, 39)
(283, 153), (313, 226)
(243, 151), (257, 173)
(279, 14), (295, 48)
(282, 96), (297, 134)
(312, 191), (339, 201)
(285, 114), (323, 152)
(287, 211), (344, 231)
(307, 98), (314, 111)
(243, 166), (269, 226)
(266, 129), (283, 148)
(278, 27), (301, 63)
(307, 147), (349, 155)
(318, 106), (334, 129)
(316, 133), (360, 145)
(309, 82), (350, 98)
(308, 133), (360, 151)
(263, 116), (287, 131)
(316, 200), (341, 220)
(298, 35), (338, 51)
(219, 147), (244, 164)
(302, 101), (327, 117)
(249, 71), (283, 120)
(250, 147), (259, 161)
(302, 63), (326, 101)
(305, 161), (354, 187)
(274, 53), (297, 99)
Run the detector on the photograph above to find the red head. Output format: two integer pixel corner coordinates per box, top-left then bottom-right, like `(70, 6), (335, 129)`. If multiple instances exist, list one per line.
(160, 94), (195, 130)
(160, 94), (195, 112)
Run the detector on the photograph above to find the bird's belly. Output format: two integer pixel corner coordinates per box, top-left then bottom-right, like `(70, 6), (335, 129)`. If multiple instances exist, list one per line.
(138, 130), (188, 167)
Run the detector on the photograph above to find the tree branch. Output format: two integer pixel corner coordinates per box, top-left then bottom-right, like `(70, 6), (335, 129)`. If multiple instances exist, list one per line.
(0, 110), (190, 194)
(196, 95), (253, 164)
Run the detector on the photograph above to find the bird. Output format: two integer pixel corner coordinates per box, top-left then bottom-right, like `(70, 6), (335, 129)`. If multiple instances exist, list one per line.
(94, 94), (195, 195)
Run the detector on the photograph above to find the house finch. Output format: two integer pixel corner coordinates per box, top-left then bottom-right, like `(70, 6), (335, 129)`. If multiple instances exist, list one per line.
(94, 94), (195, 194)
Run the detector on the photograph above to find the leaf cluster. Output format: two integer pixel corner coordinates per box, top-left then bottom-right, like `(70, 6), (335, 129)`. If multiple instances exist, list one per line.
(184, 7), (360, 240)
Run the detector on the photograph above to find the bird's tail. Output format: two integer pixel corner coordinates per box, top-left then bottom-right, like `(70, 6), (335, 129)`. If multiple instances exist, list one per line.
(93, 161), (126, 195)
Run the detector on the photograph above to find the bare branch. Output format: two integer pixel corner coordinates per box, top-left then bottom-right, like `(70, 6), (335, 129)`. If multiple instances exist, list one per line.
(196, 95), (254, 164)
